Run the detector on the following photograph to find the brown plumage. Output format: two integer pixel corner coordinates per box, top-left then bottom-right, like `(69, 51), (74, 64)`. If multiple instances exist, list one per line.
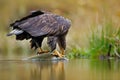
(7, 10), (71, 57)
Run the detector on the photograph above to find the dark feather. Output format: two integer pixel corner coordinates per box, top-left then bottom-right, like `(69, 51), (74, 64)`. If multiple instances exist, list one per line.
(16, 32), (31, 40)
(11, 11), (70, 37)
(30, 39), (37, 50)
(29, 36), (44, 50)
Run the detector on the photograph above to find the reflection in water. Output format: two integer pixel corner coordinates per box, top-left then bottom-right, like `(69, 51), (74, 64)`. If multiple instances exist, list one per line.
(90, 59), (120, 71)
(106, 59), (111, 70)
(0, 59), (120, 80)
(30, 61), (65, 80)
(89, 59), (120, 80)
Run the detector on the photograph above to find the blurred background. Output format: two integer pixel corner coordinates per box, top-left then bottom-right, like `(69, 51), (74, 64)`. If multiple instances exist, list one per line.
(0, 0), (120, 59)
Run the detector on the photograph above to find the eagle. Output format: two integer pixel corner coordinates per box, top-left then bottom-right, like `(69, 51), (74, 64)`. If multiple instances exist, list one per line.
(7, 10), (71, 58)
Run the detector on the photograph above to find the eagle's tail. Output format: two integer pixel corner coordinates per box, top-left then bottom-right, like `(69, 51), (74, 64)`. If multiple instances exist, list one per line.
(7, 29), (23, 36)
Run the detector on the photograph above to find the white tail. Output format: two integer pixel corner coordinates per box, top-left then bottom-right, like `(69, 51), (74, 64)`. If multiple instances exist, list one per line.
(7, 29), (24, 36)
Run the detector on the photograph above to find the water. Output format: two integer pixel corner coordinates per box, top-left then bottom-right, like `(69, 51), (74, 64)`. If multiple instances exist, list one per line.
(0, 59), (120, 80)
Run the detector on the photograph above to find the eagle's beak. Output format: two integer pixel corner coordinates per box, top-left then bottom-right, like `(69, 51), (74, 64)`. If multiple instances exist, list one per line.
(7, 29), (23, 36)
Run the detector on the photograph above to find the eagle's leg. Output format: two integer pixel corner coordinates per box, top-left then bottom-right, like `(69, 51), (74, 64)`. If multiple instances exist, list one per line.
(31, 38), (49, 54)
(47, 36), (63, 58)
(59, 47), (65, 56)
(57, 35), (66, 56)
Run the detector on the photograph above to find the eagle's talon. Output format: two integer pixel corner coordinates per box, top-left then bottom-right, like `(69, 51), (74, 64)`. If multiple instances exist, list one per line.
(37, 50), (49, 54)
(51, 51), (64, 58)
(53, 55), (59, 57)
(55, 54), (64, 58)
(37, 52), (43, 55)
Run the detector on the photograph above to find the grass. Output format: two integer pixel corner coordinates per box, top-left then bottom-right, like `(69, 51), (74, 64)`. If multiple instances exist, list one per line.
(67, 22), (120, 59)
(88, 22), (120, 58)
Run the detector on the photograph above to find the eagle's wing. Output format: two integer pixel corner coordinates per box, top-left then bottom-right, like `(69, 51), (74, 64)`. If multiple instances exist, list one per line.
(14, 13), (71, 37)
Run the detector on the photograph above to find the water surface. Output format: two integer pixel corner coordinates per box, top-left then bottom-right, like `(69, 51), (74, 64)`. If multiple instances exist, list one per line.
(0, 59), (120, 80)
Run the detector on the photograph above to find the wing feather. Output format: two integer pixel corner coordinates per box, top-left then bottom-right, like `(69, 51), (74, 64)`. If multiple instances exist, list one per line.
(16, 13), (71, 37)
